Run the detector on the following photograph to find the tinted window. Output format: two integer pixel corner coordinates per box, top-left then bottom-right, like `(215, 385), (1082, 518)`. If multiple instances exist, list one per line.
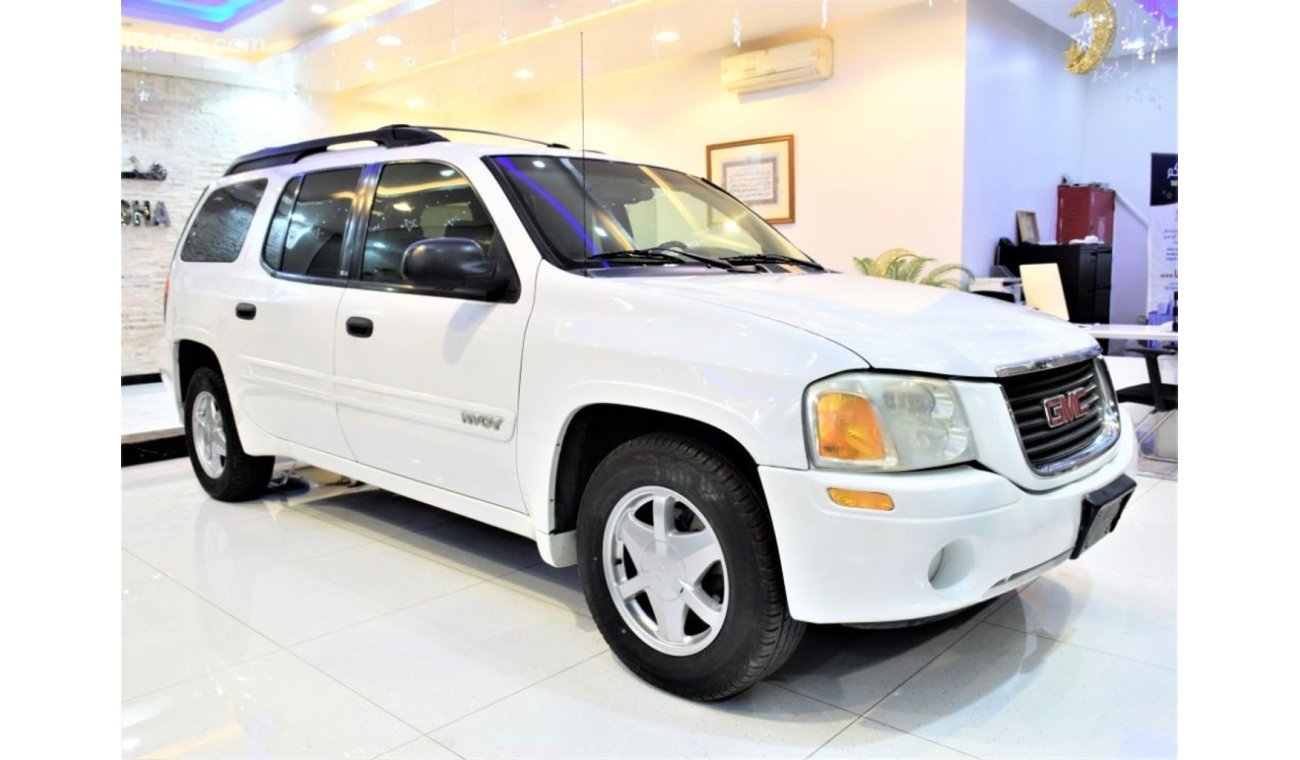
(261, 176), (300, 271)
(180, 179), (267, 262)
(263, 168), (361, 279)
(489, 155), (811, 268)
(361, 162), (497, 284)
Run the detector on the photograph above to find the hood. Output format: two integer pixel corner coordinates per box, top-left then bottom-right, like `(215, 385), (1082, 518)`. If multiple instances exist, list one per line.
(635, 272), (1097, 378)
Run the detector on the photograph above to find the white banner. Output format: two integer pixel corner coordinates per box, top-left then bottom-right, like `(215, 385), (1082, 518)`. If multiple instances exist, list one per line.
(1147, 153), (1178, 324)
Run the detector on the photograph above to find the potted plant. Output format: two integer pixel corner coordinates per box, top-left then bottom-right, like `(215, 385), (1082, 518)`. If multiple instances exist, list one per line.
(854, 248), (974, 290)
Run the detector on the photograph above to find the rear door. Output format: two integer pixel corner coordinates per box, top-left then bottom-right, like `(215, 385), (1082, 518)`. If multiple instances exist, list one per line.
(227, 167), (363, 458)
(332, 160), (531, 511)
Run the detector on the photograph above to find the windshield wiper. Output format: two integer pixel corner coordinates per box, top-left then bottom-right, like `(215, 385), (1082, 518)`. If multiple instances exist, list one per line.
(587, 246), (735, 271)
(724, 253), (824, 270)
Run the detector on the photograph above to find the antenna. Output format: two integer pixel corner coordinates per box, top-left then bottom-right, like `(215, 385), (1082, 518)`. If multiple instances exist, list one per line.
(580, 31), (590, 259)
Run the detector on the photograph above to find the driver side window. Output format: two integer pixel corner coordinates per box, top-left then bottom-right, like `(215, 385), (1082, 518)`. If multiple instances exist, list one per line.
(362, 162), (496, 284)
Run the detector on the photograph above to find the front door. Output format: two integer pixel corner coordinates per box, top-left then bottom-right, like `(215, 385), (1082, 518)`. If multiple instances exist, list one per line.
(332, 160), (531, 511)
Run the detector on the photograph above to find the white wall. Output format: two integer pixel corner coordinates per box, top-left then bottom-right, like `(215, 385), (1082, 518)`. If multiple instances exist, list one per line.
(1082, 50), (1178, 323)
(120, 72), (340, 373)
(423, 1), (969, 275)
(961, 0), (1086, 276)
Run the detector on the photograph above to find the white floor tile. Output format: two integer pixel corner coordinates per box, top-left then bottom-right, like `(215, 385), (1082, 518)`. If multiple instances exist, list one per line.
(196, 541), (485, 646)
(989, 561), (1177, 669)
(376, 736), (463, 759)
(1123, 478), (1178, 531)
(867, 623), (1177, 758)
(432, 652), (857, 759)
(380, 517), (543, 580)
(810, 718), (970, 759)
(121, 651), (419, 759)
(292, 583), (608, 731)
(122, 550), (183, 608)
(1075, 501), (1177, 582)
(122, 580), (279, 700)
(490, 562), (591, 618)
(122, 468), (280, 548)
(122, 382), (182, 441)
(770, 607), (983, 714)
(293, 488), (463, 542)
(128, 506), (374, 591)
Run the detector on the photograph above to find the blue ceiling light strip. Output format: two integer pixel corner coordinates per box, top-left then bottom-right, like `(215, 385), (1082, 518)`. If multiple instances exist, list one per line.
(121, 0), (284, 32)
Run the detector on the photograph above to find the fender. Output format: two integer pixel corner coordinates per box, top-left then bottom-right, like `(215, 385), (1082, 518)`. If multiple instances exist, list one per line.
(514, 266), (866, 544)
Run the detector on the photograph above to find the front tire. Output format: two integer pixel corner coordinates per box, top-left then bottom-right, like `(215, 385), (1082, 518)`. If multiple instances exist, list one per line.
(576, 433), (805, 700)
(183, 367), (273, 502)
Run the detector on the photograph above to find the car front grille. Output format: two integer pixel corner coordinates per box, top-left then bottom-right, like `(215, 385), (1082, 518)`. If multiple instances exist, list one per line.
(997, 357), (1119, 476)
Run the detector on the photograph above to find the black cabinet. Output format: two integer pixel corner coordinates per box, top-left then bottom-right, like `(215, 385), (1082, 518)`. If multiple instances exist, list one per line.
(996, 242), (1112, 324)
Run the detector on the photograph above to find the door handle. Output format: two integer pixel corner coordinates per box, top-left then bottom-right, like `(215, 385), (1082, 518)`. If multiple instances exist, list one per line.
(235, 302), (257, 320)
(346, 316), (374, 338)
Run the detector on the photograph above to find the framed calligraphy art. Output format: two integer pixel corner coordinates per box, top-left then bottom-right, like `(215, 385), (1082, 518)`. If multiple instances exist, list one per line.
(706, 135), (795, 224)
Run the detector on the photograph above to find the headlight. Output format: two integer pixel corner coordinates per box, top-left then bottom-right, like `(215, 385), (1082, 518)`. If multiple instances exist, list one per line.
(804, 374), (977, 472)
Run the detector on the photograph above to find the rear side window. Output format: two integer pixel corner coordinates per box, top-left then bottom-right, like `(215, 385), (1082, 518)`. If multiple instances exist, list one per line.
(262, 168), (362, 279)
(179, 179), (267, 262)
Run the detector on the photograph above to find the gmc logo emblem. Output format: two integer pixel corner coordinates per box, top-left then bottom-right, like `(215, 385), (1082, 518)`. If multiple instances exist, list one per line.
(1043, 388), (1090, 428)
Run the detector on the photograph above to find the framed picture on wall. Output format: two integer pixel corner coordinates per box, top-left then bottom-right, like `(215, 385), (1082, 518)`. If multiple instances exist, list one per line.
(706, 135), (795, 224)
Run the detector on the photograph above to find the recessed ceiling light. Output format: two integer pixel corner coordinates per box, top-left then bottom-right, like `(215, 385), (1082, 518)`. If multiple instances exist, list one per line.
(377, 35), (402, 47)
(514, 69), (535, 79)
(406, 97), (424, 107)
(310, 4), (328, 14)
(654, 30), (680, 43)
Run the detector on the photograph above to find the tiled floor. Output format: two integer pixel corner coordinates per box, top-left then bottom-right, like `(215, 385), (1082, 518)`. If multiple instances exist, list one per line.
(122, 383), (181, 443)
(122, 459), (1177, 759)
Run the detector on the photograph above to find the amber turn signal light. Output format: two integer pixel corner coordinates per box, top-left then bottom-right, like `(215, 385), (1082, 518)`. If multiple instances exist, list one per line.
(816, 393), (887, 461)
(827, 488), (895, 511)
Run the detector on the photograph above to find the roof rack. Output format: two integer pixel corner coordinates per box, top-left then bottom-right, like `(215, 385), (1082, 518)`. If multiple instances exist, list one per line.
(411, 126), (570, 151)
(224, 125), (443, 176)
(224, 124), (571, 176)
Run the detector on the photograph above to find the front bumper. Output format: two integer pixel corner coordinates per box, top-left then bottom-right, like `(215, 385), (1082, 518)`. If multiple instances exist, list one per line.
(760, 411), (1137, 624)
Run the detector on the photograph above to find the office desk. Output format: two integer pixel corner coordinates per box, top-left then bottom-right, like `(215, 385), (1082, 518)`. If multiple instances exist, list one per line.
(1078, 323), (1178, 342)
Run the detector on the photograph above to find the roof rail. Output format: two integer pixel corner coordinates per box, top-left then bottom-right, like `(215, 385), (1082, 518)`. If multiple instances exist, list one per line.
(224, 124), (573, 176)
(411, 126), (570, 150)
(223, 124), (444, 176)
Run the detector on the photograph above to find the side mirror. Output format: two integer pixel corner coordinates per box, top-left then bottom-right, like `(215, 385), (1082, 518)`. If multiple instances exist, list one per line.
(401, 237), (509, 297)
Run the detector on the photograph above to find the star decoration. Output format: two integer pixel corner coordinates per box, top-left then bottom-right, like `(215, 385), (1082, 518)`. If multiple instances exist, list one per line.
(363, 59), (376, 71)
(1071, 16), (1094, 50)
(138, 88), (151, 102)
(1150, 19), (1172, 49)
(401, 218), (419, 232)
(551, 15), (563, 27)
(1091, 61), (1119, 83)
(1126, 84), (1163, 110)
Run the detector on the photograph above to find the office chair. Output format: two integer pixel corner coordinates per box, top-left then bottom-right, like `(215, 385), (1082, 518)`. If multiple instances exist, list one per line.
(1116, 345), (1178, 412)
(1116, 344), (1177, 470)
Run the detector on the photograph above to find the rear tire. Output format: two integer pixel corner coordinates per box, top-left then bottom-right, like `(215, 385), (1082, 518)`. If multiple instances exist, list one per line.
(183, 367), (273, 502)
(576, 433), (805, 700)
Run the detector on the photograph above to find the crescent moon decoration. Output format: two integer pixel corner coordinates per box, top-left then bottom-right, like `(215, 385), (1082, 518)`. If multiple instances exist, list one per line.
(1064, 0), (1117, 75)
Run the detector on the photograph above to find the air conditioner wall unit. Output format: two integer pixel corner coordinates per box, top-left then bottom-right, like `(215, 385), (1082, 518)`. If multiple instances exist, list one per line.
(721, 37), (833, 95)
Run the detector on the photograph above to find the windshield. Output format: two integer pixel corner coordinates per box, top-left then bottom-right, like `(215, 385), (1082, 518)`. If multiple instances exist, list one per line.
(489, 155), (816, 268)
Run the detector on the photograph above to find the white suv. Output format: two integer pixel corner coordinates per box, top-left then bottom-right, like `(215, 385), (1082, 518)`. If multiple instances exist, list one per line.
(162, 125), (1137, 700)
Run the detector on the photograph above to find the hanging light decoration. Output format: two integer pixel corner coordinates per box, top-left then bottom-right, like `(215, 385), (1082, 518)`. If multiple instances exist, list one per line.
(732, 8), (742, 48)
(1064, 0), (1117, 75)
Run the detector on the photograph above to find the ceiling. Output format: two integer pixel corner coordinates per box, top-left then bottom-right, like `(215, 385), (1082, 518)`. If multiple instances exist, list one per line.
(1008, 0), (1178, 56)
(122, 0), (917, 99)
(122, 0), (1176, 109)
